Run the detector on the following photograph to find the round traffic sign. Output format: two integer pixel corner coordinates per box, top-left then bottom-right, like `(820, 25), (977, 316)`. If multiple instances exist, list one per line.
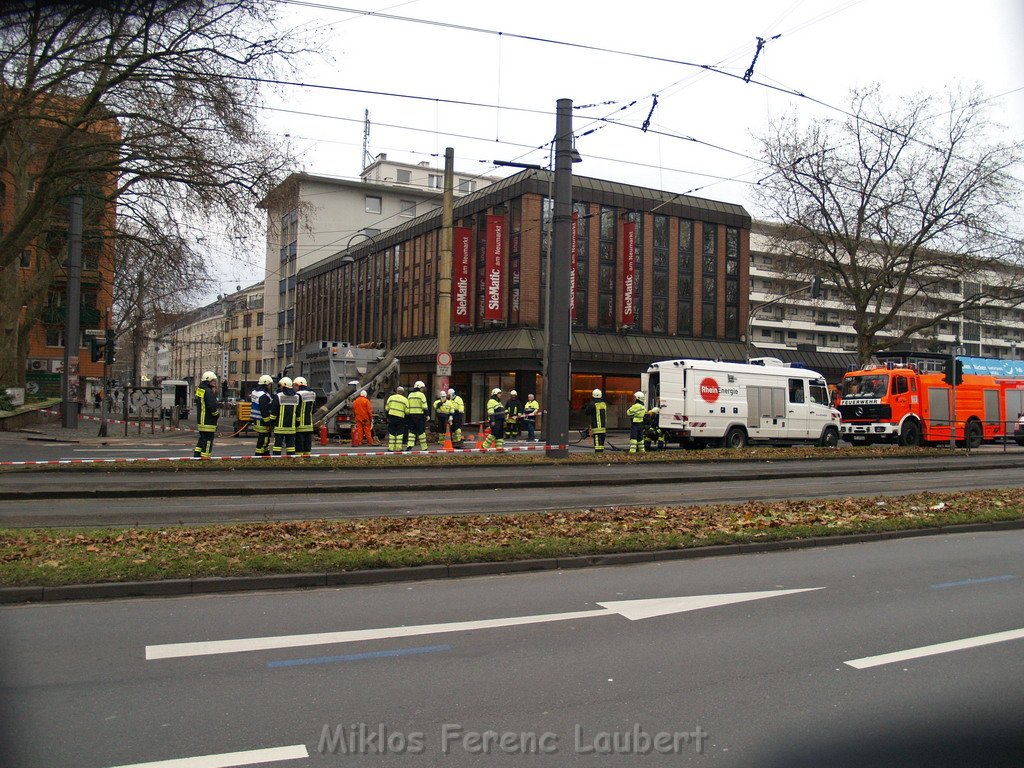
(436, 351), (453, 366)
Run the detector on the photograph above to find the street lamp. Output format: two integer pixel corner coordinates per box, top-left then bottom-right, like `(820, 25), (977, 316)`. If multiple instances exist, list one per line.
(339, 231), (377, 266)
(746, 277), (822, 362)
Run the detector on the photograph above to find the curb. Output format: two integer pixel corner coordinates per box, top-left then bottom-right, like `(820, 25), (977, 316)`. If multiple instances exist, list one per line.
(2, 518), (1022, 604)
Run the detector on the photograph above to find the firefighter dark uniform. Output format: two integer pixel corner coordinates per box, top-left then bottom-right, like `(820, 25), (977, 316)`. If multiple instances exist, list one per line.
(385, 387), (409, 452)
(643, 407), (666, 451)
(270, 378), (299, 457)
(406, 382), (429, 451)
(583, 389), (607, 453)
(447, 389), (465, 448)
(482, 389), (506, 450)
(193, 372), (220, 458)
(505, 391), (522, 439)
(294, 378), (316, 457)
(627, 392), (647, 454)
(433, 392), (450, 438)
(250, 376), (275, 457)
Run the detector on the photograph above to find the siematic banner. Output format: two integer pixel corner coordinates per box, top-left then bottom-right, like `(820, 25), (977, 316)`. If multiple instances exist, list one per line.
(484, 215), (505, 322)
(621, 220), (636, 327)
(453, 227), (472, 325)
(570, 211), (578, 321)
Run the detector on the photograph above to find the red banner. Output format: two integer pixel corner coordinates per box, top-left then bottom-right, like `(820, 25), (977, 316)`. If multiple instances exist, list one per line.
(622, 221), (636, 327)
(570, 212), (578, 321)
(453, 227), (472, 325)
(484, 215), (505, 322)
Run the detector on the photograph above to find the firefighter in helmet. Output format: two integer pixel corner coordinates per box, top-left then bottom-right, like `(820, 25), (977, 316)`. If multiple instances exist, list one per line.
(193, 371), (220, 458)
(643, 406), (666, 452)
(293, 376), (316, 457)
(447, 387), (465, 448)
(583, 388), (607, 453)
(627, 391), (647, 454)
(406, 380), (429, 451)
(270, 377), (299, 457)
(250, 374), (275, 456)
(385, 385), (409, 453)
(482, 387), (506, 450)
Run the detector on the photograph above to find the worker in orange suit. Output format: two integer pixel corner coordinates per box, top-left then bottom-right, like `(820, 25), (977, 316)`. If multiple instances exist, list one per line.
(352, 389), (374, 446)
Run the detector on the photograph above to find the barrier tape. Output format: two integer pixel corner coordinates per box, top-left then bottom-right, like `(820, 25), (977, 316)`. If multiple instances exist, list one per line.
(0, 443), (558, 467)
(37, 408), (194, 433)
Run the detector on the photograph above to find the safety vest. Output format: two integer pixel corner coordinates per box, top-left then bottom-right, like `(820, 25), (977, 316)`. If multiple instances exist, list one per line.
(448, 395), (465, 414)
(296, 387), (316, 432)
(273, 390), (300, 434)
(524, 399), (540, 417)
(386, 393), (408, 417)
(194, 383), (219, 432)
(434, 398), (449, 415)
(407, 390), (428, 415)
(487, 397), (506, 418)
(249, 387), (269, 421)
(627, 401), (646, 423)
(585, 399), (607, 432)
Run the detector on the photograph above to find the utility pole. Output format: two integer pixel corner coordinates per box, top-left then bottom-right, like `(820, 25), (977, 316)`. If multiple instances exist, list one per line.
(543, 99), (574, 458)
(61, 195), (83, 428)
(436, 147), (454, 394)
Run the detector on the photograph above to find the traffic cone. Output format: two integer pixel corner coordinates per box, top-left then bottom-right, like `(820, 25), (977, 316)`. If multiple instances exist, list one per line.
(476, 423), (486, 450)
(443, 425), (454, 452)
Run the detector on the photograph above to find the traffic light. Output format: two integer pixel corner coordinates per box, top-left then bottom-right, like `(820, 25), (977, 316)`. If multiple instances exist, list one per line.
(810, 276), (823, 299)
(104, 328), (116, 365)
(943, 358), (963, 386)
(89, 336), (104, 363)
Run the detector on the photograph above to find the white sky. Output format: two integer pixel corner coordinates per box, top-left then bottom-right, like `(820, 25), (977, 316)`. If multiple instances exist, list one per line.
(213, 0), (1024, 292)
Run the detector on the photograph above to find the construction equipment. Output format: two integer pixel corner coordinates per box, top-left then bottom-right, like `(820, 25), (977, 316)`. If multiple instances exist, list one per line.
(308, 346), (400, 439)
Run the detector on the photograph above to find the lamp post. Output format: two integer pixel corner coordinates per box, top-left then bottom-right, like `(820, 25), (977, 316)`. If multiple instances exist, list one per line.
(746, 277), (822, 362)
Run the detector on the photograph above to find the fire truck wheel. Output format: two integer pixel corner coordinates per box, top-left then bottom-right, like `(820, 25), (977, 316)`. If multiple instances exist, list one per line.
(962, 420), (983, 449)
(898, 420), (921, 447)
(818, 426), (840, 448)
(721, 427), (747, 449)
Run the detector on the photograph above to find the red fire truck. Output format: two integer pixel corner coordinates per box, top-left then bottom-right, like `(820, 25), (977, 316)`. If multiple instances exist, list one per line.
(837, 354), (1024, 447)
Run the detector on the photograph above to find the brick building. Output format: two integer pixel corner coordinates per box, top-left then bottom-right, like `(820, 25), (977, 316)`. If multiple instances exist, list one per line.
(296, 170), (756, 428)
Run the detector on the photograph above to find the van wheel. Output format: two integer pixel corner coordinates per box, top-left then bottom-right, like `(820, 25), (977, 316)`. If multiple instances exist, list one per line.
(962, 420), (983, 449)
(818, 426), (840, 448)
(898, 420), (921, 447)
(721, 427), (747, 449)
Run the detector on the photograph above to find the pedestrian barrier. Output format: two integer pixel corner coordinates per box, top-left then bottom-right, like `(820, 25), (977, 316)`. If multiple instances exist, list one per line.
(37, 408), (193, 433)
(0, 443), (559, 467)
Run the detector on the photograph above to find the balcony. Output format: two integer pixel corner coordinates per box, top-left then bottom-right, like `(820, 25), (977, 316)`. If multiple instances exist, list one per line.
(42, 306), (101, 325)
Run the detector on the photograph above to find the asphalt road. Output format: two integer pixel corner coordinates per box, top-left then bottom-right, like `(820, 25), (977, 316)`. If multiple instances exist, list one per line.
(1, 455), (1023, 527)
(1, 530), (1021, 767)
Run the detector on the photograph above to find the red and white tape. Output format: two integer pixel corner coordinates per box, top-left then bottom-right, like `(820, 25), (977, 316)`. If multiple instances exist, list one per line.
(37, 408), (193, 433)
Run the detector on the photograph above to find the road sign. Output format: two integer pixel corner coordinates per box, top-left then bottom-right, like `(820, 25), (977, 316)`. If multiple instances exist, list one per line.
(436, 364), (452, 377)
(436, 351), (453, 367)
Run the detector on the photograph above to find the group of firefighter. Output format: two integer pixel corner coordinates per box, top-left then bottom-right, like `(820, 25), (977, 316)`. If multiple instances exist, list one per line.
(383, 383), (540, 453)
(192, 371), (318, 459)
(583, 388), (665, 454)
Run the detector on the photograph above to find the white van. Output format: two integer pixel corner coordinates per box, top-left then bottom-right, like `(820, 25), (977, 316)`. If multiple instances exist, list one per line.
(160, 380), (191, 420)
(642, 358), (841, 448)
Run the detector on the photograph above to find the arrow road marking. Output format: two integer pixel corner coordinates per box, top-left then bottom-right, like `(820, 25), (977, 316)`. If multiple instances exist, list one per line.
(146, 588), (822, 660)
(845, 627), (1024, 669)
(106, 743), (309, 767)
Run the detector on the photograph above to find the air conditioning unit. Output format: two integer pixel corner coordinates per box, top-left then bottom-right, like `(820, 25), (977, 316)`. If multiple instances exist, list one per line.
(27, 358), (48, 371)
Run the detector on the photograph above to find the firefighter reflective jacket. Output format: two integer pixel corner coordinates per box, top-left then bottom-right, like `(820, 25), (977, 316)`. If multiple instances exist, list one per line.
(271, 388), (300, 434)
(524, 399), (540, 418)
(296, 386), (316, 432)
(627, 401), (646, 423)
(194, 383), (220, 433)
(407, 389), (428, 415)
(386, 392), (408, 417)
(448, 395), (465, 415)
(250, 387), (274, 431)
(583, 398), (607, 433)
(487, 397), (506, 423)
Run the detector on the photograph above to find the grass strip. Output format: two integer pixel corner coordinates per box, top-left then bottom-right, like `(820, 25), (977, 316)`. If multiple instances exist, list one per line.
(2, 488), (1022, 587)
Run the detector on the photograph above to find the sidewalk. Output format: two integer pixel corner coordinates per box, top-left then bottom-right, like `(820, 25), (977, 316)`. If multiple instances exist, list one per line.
(0, 406), (217, 445)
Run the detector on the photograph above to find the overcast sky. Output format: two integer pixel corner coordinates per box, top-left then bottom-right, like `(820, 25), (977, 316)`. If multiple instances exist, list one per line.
(214, 0), (1024, 292)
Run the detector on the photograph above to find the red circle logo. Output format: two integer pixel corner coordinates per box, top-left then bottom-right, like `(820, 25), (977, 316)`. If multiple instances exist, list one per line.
(699, 377), (720, 403)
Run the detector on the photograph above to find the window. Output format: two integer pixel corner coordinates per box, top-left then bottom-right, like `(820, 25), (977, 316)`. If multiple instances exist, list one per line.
(457, 178), (475, 193)
(788, 378), (806, 404)
(810, 381), (830, 406)
(230, 316), (239, 329)
(228, 361), (238, 374)
(242, 336), (251, 351)
(396, 169), (411, 183)
(678, 219), (694, 337)
(652, 215), (669, 334)
(365, 196), (382, 214)
(893, 376), (909, 395)
(400, 200), (416, 217)
(255, 335), (263, 350)
(724, 227), (740, 339)
(701, 224), (717, 338)
(598, 206), (617, 331)
(256, 312), (264, 326)
(255, 360), (262, 374)
(243, 313), (252, 328)
(428, 174), (441, 189)
(572, 202), (589, 328)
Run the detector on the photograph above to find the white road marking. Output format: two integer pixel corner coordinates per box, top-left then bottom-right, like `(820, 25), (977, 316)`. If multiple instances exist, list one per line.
(72, 448), (177, 452)
(146, 588), (821, 660)
(106, 743), (309, 767)
(845, 627), (1024, 669)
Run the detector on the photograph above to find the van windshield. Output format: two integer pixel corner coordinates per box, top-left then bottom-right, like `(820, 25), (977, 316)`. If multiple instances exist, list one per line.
(841, 374), (889, 399)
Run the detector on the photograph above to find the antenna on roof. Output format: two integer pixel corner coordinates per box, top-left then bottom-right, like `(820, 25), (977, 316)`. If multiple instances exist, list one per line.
(362, 109), (374, 170)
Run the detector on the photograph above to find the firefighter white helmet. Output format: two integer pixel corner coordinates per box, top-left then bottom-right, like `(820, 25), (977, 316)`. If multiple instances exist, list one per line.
(258, 374), (273, 386)
(201, 371), (217, 382)
(396, 386), (405, 393)
(278, 377), (293, 388)
(438, 391), (447, 398)
(510, 390), (517, 396)
(592, 389), (602, 398)
(634, 391), (645, 400)
(293, 376), (307, 387)
(360, 390), (367, 397)
(491, 387), (502, 396)
(414, 380), (425, 389)
(649, 406), (660, 414)
(447, 388), (455, 396)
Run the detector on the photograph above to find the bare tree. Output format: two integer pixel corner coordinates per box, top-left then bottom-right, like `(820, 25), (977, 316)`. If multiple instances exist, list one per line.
(0, 0), (312, 384)
(755, 84), (1024, 367)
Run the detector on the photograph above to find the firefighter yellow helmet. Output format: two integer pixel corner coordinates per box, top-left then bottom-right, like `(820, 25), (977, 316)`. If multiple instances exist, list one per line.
(293, 376), (307, 387)
(592, 389), (602, 398)
(258, 375), (273, 386)
(278, 377), (293, 388)
(201, 371), (217, 382)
